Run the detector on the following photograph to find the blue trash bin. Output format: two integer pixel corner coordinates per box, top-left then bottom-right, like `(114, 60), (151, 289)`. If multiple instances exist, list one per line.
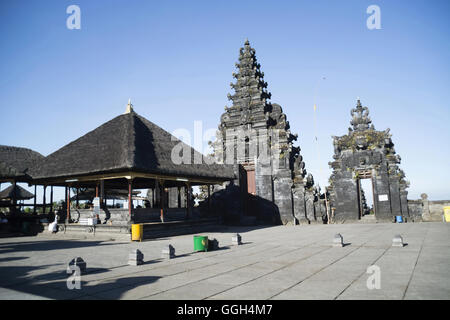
(396, 216), (403, 223)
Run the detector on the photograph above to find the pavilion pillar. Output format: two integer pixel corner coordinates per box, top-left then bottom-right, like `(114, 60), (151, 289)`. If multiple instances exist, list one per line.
(159, 180), (165, 223)
(152, 187), (156, 208)
(154, 180), (160, 208)
(177, 186), (181, 208)
(95, 184), (99, 198)
(12, 181), (17, 215)
(185, 182), (192, 219)
(100, 180), (105, 209)
(208, 184), (211, 211)
(33, 185), (37, 215)
(42, 185), (47, 215)
(50, 186), (54, 213)
(128, 179), (133, 217)
(76, 188), (79, 209)
(66, 186), (71, 223)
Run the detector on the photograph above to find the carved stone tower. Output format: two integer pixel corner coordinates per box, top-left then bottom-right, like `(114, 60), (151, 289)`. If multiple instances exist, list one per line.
(212, 40), (319, 225)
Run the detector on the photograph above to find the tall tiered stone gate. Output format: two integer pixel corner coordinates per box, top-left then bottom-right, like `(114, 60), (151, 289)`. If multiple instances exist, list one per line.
(328, 100), (409, 222)
(210, 40), (323, 225)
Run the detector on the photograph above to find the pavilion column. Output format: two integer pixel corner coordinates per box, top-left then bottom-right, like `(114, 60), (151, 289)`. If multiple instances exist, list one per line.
(50, 186), (54, 213)
(95, 184), (99, 198)
(42, 185), (47, 215)
(154, 180), (160, 208)
(100, 180), (105, 209)
(152, 187), (156, 208)
(208, 184), (211, 212)
(66, 186), (71, 223)
(33, 185), (37, 215)
(12, 181), (17, 215)
(128, 179), (133, 217)
(159, 180), (165, 223)
(76, 188), (79, 209)
(177, 186), (181, 208)
(185, 182), (192, 219)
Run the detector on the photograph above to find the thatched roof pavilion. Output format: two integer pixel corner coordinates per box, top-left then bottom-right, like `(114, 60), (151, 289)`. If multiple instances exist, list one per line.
(0, 184), (35, 201)
(0, 145), (44, 183)
(31, 103), (234, 187)
(30, 101), (235, 222)
(0, 145), (44, 214)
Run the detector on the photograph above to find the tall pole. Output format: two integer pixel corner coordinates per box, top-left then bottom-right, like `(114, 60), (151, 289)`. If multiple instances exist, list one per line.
(313, 77), (327, 198)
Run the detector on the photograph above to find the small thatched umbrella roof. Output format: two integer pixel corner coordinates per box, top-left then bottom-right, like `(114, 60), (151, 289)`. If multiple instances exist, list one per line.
(0, 184), (35, 201)
(0, 145), (44, 182)
(30, 109), (235, 185)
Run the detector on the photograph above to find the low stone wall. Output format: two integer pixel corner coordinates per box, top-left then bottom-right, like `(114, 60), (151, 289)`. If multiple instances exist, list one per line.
(72, 208), (130, 226)
(72, 207), (188, 226)
(408, 194), (450, 222)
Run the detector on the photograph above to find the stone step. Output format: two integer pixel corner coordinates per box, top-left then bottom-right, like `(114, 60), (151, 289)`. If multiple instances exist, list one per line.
(358, 214), (377, 224)
(142, 218), (221, 239)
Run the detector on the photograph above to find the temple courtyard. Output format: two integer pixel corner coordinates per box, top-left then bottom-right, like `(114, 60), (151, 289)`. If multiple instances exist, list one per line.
(0, 222), (449, 300)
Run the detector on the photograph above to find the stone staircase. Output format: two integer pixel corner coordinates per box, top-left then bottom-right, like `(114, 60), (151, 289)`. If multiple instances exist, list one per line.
(142, 217), (222, 239)
(359, 214), (377, 223)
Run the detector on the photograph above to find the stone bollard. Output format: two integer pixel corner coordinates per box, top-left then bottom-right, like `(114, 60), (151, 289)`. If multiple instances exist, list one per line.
(69, 257), (87, 274)
(161, 245), (175, 259)
(128, 249), (144, 265)
(208, 238), (219, 251)
(333, 234), (344, 247)
(232, 233), (242, 245)
(392, 235), (404, 247)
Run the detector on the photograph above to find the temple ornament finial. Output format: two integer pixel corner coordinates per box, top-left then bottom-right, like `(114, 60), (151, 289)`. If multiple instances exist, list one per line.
(125, 98), (134, 114)
(350, 99), (372, 131)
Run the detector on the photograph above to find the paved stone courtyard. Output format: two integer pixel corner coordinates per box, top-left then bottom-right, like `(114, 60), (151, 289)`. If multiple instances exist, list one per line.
(0, 222), (449, 300)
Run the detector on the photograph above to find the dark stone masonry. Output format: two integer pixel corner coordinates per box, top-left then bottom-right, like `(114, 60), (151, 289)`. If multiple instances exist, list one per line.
(209, 40), (323, 225)
(327, 99), (410, 222)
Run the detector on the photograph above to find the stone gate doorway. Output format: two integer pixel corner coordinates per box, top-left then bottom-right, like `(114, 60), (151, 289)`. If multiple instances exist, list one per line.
(356, 169), (375, 219)
(328, 100), (410, 222)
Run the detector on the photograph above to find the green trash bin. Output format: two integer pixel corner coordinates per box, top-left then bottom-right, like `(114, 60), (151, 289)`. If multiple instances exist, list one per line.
(193, 235), (208, 252)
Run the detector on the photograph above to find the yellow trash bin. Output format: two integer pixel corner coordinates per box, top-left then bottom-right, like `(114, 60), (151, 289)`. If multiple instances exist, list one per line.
(444, 206), (450, 223)
(131, 224), (143, 241)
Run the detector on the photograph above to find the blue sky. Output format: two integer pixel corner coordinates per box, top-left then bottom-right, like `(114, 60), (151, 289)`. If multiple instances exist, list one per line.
(1, 0), (449, 202)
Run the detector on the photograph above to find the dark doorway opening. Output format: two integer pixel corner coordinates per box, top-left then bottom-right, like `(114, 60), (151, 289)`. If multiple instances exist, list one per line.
(357, 176), (375, 219)
(356, 169), (375, 219)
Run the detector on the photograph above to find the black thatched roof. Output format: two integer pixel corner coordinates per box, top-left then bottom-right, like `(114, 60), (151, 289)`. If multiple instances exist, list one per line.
(0, 145), (44, 180)
(0, 184), (35, 200)
(31, 111), (235, 182)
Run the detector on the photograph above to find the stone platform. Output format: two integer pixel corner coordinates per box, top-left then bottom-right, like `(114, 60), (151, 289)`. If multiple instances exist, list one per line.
(0, 222), (449, 300)
(38, 217), (221, 241)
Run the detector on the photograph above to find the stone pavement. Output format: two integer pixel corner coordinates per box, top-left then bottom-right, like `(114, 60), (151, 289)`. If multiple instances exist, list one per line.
(0, 222), (449, 300)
